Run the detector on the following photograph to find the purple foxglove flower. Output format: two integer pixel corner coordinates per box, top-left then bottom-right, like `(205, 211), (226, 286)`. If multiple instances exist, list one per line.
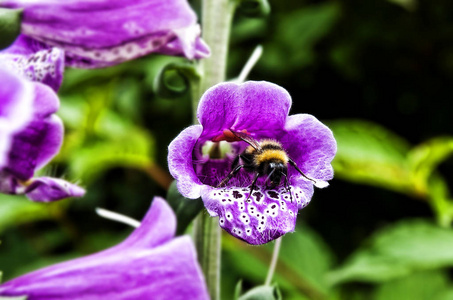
(0, 0), (210, 68)
(168, 81), (337, 245)
(0, 34), (65, 92)
(0, 68), (84, 202)
(0, 197), (210, 300)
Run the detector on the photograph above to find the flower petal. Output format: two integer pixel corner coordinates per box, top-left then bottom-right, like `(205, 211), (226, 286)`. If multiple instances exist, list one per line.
(6, 112), (63, 181)
(0, 198), (209, 300)
(159, 24), (210, 59)
(168, 125), (205, 199)
(0, 236), (208, 300)
(0, 68), (33, 168)
(281, 114), (337, 182)
(5, 81), (61, 180)
(30, 81), (60, 119)
(1, 0), (209, 67)
(24, 177), (85, 202)
(197, 81), (291, 140)
(119, 197), (176, 249)
(202, 184), (312, 245)
(0, 172), (19, 195)
(0, 35), (65, 91)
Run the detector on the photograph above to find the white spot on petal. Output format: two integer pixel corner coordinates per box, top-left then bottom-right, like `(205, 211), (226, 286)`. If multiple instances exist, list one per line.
(240, 213), (250, 225)
(225, 211), (233, 221)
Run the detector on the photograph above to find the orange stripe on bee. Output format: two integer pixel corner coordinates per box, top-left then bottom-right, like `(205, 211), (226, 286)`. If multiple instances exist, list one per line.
(254, 150), (288, 164)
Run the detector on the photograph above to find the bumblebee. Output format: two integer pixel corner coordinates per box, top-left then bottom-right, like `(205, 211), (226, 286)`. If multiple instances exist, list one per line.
(217, 130), (324, 198)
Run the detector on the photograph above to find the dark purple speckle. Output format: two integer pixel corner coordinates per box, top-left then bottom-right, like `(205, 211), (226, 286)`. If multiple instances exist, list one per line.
(233, 190), (243, 199)
(268, 191), (279, 199)
(253, 192), (263, 202)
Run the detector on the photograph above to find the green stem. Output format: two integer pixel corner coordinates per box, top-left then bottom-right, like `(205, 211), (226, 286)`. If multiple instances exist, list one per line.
(199, 0), (237, 93)
(264, 237), (282, 286)
(193, 214), (222, 300)
(192, 1), (237, 299)
(192, 0), (237, 122)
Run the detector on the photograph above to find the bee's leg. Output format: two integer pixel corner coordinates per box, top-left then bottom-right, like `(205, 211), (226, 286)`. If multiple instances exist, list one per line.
(216, 164), (244, 188)
(230, 154), (241, 169)
(288, 158), (318, 185)
(246, 172), (260, 201)
(264, 168), (276, 189)
(216, 155), (243, 188)
(281, 172), (293, 203)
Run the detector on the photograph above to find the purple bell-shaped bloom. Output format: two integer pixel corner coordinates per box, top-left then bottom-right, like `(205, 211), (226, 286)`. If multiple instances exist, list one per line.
(0, 0), (210, 68)
(0, 68), (84, 202)
(0, 197), (210, 299)
(168, 81), (337, 245)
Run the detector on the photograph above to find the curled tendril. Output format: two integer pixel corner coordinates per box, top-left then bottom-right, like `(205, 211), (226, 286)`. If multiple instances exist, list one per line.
(154, 62), (201, 99)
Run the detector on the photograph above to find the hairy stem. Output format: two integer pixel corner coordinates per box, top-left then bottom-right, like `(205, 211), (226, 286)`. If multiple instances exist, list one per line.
(264, 237), (282, 286)
(192, 0), (237, 299)
(192, 0), (237, 122)
(193, 214), (222, 300)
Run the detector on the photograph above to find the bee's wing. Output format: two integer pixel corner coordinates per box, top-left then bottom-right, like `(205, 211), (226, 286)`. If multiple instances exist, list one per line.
(230, 130), (261, 150)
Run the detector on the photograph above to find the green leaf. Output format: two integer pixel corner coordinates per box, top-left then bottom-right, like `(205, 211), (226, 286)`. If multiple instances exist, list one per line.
(387, 0), (417, 11)
(238, 0), (271, 18)
(66, 110), (154, 183)
(328, 219), (453, 285)
(279, 2), (339, 50)
(278, 227), (334, 294)
(166, 181), (204, 235)
(261, 2), (340, 70)
(375, 270), (449, 300)
(427, 176), (453, 227)
(408, 137), (453, 196)
(68, 135), (153, 183)
(329, 120), (453, 226)
(56, 94), (87, 131)
(328, 250), (413, 284)
(238, 285), (282, 300)
(0, 8), (22, 50)
(234, 280), (244, 300)
(0, 195), (57, 234)
(329, 120), (415, 196)
(433, 289), (453, 300)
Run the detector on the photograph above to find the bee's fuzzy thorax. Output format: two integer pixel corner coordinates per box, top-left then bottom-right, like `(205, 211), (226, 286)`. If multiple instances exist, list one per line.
(254, 149), (288, 165)
(243, 139), (289, 165)
(260, 139), (282, 148)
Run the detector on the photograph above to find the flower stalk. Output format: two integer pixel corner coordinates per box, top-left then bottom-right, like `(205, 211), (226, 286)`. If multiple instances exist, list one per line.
(264, 237), (282, 286)
(193, 214), (222, 300)
(192, 0), (237, 122)
(192, 0), (237, 299)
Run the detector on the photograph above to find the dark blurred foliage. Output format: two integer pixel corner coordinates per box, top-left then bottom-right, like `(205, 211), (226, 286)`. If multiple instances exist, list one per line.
(233, 0), (453, 142)
(2, 0), (453, 299)
(232, 0), (452, 264)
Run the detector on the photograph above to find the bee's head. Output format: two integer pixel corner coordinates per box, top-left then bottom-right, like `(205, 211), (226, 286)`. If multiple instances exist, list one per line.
(266, 161), (287, 187)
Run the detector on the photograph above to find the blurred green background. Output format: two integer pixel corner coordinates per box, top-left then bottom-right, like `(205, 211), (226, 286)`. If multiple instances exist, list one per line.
(2, 0), (453, 299)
